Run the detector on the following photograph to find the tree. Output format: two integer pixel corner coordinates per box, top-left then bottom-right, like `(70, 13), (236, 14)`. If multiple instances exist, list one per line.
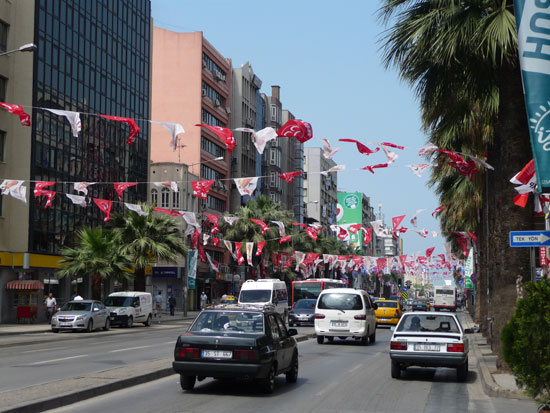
(379, 0), (534, 366)
(109, 205), (188, 292)
(57, 227), (131, 300)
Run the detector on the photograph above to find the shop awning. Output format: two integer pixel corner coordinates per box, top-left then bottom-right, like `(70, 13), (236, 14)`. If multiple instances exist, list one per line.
(5, 280), (44, 290)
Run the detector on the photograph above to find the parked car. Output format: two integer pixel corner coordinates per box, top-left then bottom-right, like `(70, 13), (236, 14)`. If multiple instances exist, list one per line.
(314, 288), (377, 345)
(51, 300), (110, 333)
(172, 304), (299, 393)
(104, 291), (153, 328)
(411, 299), (428, 312)
(288, 299), (316, 326)
(374, 299), (402, 327)
(389, 312), (471, 381)
(220, 295), (237, 305)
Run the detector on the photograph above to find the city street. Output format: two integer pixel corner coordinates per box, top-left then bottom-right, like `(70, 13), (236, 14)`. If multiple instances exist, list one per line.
(38, 325), (533, 413)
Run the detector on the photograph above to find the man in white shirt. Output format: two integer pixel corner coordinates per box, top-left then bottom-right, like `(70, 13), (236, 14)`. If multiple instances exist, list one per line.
(44, 292), (57, 323)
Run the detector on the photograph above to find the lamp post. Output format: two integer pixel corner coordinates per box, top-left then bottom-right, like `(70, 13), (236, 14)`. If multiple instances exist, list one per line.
(0, 43), (37, 57)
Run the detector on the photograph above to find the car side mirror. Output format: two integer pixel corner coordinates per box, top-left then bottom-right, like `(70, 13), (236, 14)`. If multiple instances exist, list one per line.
(288, 328), (298, 337)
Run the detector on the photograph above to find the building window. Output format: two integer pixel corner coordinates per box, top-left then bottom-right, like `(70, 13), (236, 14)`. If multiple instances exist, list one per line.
(201, 136), (225, 158)
(172, 190), (180, 209)
(151, 188), (158, 206)
(0, 21), (7, 53)
(270, 172), (276, 186)
(201, 165), (225, 181)
(0, 130), (4, 162)
(270, 148), (280, 167)
(0, 76), (6, 101)
(202, 81), (225, 106)
(160, 188), (170, 208)
(271, 104), (277, 121)
(201, 109), (223, 127)
(202, 53), (226, 80)
(206, 195), (225, 212)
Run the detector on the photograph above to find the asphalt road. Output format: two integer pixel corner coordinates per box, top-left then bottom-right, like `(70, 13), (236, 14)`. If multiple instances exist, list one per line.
(45, 327), (535, 413)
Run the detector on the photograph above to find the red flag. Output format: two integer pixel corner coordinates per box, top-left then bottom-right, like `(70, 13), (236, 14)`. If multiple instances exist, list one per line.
(456, 236), (469, 257)
(306, 227), (318, 240)
(397, 226), (408, 233)
(449, 160), (477, 181)
(361, 163), (389, 174)
(276, 119), (313, 143)
(466, 232), (478, 244)
(339, 138), (380, 155)
(280, 235), (292, 244)
(278, 171), (303, 183)
(251, 218), (270, 235)
(192, 180), (215, 199)
(436, 149), (464, 163)
(204, 213), (220, 233)
(34, 189), (56, 208)
(398, 255), (408, 269)
(0, 102), (30, 126)
(432, 205), (447, 217)
(380, 142), (405, 150)
(425, 247), (435, 258)
(513, 193), (529, 208)
(292, 222), (307, 228)
(256, 241), (266, 256)
(392, 215), (406, 232)
(93, 198), (113, 222)
(376, 258), (387, 273)
(338, 226), (348, 240)
(114, 182), (138, 201)
(212, 237), (220, 247)
(363, 227), (372, 244)
(191, 229), (200, 249)
(100, 114), (140, 145)
(195, 124), (235, 153)
(510, 159), (536, 185)
(153, 207), (181, 216)
(235, 242), (245, 265)
(348, 224), (362, 234)
(34, 181), (55, 192)
(198, 243), (206, 264)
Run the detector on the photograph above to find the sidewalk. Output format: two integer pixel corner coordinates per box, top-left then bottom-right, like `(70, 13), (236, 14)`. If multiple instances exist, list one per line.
(458, 310), (529, 401)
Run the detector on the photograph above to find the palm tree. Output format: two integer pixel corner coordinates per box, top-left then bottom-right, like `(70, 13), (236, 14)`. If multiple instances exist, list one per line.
(57, 227), (131, 300)
(379, 0), (534, 365)
(109, 205), (188, 292)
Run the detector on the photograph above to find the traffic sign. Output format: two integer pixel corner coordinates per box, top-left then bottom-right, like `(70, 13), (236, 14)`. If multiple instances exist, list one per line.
(402, 292), (408, 300)
(509, 231), (550, 247)
(397, 291), (402, 298)
(402, 286), (408, 292)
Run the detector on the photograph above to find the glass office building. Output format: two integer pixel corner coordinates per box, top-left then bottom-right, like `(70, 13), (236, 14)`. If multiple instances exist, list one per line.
(31, 0), (151, 253)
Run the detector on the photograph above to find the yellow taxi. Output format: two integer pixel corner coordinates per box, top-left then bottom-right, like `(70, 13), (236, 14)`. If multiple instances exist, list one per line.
(220, 295), (237, 304)
(374, 299), (402, 327)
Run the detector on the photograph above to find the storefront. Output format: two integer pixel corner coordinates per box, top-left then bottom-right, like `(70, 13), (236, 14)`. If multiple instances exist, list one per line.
(5, 280), (44, 323)
(150, 266), (183, 312)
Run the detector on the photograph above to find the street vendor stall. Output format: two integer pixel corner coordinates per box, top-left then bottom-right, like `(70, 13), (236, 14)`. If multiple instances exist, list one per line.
(5, 280), (44, 323)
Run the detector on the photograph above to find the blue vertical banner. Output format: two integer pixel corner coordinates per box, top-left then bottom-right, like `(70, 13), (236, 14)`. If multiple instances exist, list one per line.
(187, 250), (197, 290)
(515, 0), (550, 192)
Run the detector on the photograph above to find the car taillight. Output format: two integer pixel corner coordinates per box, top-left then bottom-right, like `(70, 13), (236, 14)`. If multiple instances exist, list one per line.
(390, 341), (407, 350)
(178, 347), (200, 359)
(354, 314), (367, 320)
(447, 343), (465, 353)
(314, 313), (325, 319)
(233, 349), (259, 361)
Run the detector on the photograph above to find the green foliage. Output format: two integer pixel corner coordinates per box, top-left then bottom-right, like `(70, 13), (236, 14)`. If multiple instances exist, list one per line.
(501, 280), (550, 404)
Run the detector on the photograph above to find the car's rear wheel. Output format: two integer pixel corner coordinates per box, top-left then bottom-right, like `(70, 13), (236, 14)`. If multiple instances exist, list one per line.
(260, 364), (276, 393)
(361, 329), (369, 346)
(52, 328), (59, 333)
(391, 361), (401, 379)
(103, 318), (110, 331)
(144, 314), (152, 327)
(180, 375), (196, 390)
(316, 335), (324, 344)
(86, 320), (93, 333)
(286, 353), (298, 383)
(457, 358), (468, 382)
(126, 316), (133, 328)
(369, 328), (376, 343)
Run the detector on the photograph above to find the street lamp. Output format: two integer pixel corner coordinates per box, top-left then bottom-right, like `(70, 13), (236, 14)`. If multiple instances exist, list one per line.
(0, 43), (37, 57)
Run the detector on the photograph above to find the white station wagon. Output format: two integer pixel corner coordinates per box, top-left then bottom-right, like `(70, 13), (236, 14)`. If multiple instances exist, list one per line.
(389, 312), (470, 381)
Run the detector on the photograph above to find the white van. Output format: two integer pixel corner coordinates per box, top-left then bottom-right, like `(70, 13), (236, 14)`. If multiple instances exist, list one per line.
(314, 288), (377, 345)
(238, 279), (289, 318)
(104, 291), (153, 328)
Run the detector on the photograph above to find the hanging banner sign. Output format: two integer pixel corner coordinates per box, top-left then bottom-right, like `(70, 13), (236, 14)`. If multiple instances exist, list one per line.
(187, 250), (197, 290)
(514, 0), (550, 192)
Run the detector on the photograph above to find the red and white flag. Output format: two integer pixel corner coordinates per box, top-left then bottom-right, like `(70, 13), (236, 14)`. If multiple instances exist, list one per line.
(35, 189), (56, 208)
(381, 145), (399, 164)
(339, 138), (380, 155)
(0, 102), (30, 126)
(380, 142), (405, 150)
(363, 227), (372, 244)
(153, 181), (178, 192)
(100, 114), (140, 145)
(205, 251), (219, 273)
(251, 218), (270, 235)
(114, 182), (138, 201)
(234, 177), (259, 196)
(234, 127), (277, 154)
(93, 198), (113, 222)
(418, 143), (438, 156)
(224, 216), (240, 226)
(277, 119), (313, 143)
(392, 215), (406, 232)
(432, 205), (447, 217)
(235, 242), (245, 265)
(320, 138), (340, 159)
(408, 164), (430, 178)
(224, 240), (237, 261)
(196, 124), (235, 153)
(361, 163), (389, 174)
(410, 209), (425, 227)
(426, 247), (435, 258)
(246, 242), (254, 265)
(280, 235), (292, 244)
(192, 180), (215, 199)
(256, 241), (266, 256)
(278, 171), (302, 184)
(348, 223), (362, 234)
(205, 213), (220, 233)
(320, 165), (346, 176)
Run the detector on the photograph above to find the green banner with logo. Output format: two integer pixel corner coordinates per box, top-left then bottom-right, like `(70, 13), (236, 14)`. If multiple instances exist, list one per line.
(337, 192), (362, 246)
(515, 0), (550, 192)
(187, 250), (197, 290)
(464, 249), (474, 290)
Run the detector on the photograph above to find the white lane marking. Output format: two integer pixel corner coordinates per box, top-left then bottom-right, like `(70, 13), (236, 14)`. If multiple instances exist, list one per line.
(109, 345), (151, 353)
(28, 355), (88, 365)
(162, 341), (175, 345)
(348, 363), (364, 373)
(87, 341), (115, 345)
(22, 347), (67, 353)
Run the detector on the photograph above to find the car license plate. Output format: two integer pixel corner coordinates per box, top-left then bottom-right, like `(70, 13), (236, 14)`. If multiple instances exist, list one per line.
(331, 321), (348, 327)
(201, 350), (232, 359)
(414, 344), (440, 351)
(60, 322), (72, 327)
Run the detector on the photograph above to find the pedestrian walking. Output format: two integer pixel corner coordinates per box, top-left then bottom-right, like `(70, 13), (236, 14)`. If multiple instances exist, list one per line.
(44, 292), (57, 323)
(168, 294), (176, 316)
(200, 291), (208, 310)
(155, 291), (163, 320)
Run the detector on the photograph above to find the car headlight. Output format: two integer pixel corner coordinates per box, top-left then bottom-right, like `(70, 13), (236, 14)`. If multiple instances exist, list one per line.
(76, 315), (87, 321)
(51, 316), (57, 321)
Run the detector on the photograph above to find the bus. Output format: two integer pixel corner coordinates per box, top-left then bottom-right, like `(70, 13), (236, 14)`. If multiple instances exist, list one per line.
(433, 286), (457, 311)
(290, 278), (347, 307)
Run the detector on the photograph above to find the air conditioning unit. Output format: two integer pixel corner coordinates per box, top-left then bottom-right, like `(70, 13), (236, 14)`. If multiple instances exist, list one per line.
(202, 89), (207, 96)
(225, 107), (231, 114)
(214, 99), (221, 107)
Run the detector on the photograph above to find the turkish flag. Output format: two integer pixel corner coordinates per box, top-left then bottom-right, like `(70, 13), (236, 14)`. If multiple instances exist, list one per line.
(392, 215), (406, 232)
(277, 119), (313, 143)
(278, 171), (303, 183)
(205, 213), (220, 233)
(256, 241), (266, 256)
(339, 138), (379, 155)
(235, 242), (245, 265)
(251, 218), (270, 235)
(0, 102), (31, 126)
(93, 198), (113, 222)
(100, 114), (140, 145)
(114, 182), (138, 200)
(192, 180), (215, 199)
(195, 124), (235, 153)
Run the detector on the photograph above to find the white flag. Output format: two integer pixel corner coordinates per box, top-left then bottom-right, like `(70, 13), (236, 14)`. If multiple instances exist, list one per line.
(407, 164), (430, 178)
(271, 221), (286, 237)
(224, 216), (240, 226)
(418, 143), (438, 156)
(153, 181), (178, 192)
(246, 242), (254, 266)
(205, 251), (219, 272)
(66, 194), (87, 207)
(320, 138), (340, 159)
(410, 209), (425, 227)
(320, 164), (346, 176)
(151, 121), (185, 151)
(181, 211), (200, 228)
(381, 145), (398, 164)
(234, 177), (259, 196)
(45, 109), (81, 137)
(224, 240), (237, 260)
(74, 182), (95, 195)
(0, 180), (27, 203)
(124, 203), (148, 216)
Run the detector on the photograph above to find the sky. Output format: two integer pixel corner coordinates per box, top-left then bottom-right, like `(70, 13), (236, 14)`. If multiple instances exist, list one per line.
(151, 0), (445, 257)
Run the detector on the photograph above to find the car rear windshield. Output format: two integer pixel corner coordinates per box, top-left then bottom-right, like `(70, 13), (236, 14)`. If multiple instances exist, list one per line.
(294, 299), (316, 309)
(376, 301), (397, 308)
(239, 290), (271, 303)
(318, 293), (363, 310)
(397, 314), (460, 333)
(190, 311), (264, 334)
(61, 302), (91, 312)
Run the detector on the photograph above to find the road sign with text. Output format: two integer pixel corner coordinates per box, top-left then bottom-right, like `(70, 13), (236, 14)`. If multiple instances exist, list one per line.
(509, 231), (550, 247)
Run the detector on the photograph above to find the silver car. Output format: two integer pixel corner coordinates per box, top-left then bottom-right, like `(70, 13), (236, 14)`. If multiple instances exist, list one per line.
(51, 300), (110, 333)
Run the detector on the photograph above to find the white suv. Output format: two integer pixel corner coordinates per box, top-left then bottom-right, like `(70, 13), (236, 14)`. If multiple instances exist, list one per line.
(314, 288), (377, 345)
